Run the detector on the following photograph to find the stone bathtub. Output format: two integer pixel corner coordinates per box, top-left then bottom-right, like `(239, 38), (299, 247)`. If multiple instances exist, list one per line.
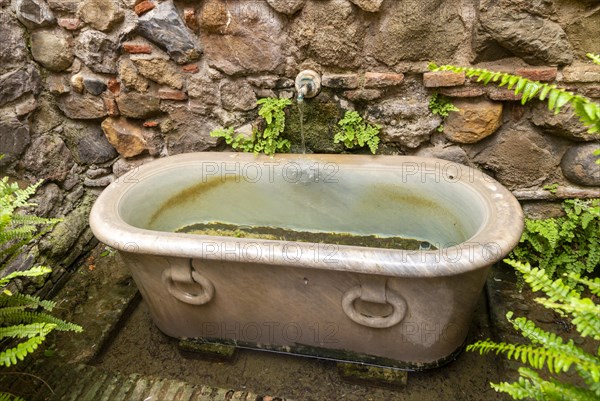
(89, 152), (523, 370)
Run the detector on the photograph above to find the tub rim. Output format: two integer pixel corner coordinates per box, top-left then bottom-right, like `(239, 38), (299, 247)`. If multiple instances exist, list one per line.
(89, 152), (524, 278)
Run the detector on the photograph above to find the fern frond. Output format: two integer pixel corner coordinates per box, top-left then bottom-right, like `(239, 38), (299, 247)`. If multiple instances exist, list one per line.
(0, 323), (56, 340)
(0, 335), (46, 367)
(0, 392), (26, 401)
(492, 367), (599, 401)
(429, 64), (600, 134)
(0, 266), (52, 288)
(0, 292), (56, 311)
(0, 310), (82, 332)
(535, 298), (600, 340)
(587, 53), (600, 66)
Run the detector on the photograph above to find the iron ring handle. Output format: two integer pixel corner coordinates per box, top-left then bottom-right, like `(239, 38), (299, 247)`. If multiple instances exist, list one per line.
(341, 285), (407, 329)
(162, 268), (215, 306)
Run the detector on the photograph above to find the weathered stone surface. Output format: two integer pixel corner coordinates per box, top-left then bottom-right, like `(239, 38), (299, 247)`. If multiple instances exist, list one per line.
(14, 96), (38, 116)
(201, 0), (285, 75)
(58, 93), (107, 119)
(83, 77), (107, 95)
(366, 98), (440, 149)
(40, 194), (94, 258)
(514, 67), (557, 82)
(158, 88), (187, 101)
(77, 0), (123, 31)
(530, 102), (593, 142)
(349, 0), (383, 12)
(0, 18), (28, 75)
(61, 120), (118, 164)
(0, 116), (30, 166)
(47, 0), (77, 13)
(137, 1), (201, 64)
(118, 58), (149, 92)
(132, 58), (184, 89)
(103, 95), (118, 116)
(438, 86), (486, 98)
(101, 117), (148, 158)
(322, 74), (360, 89)
(22, 135), (75, 182)
(115, 89), (160, 119)
(423, 71), (465, 88)
(365, 0), (465, 64)
(30, 183), (63, 217)
(57, 17), (81, 30)
(187, 71), (220, 105)
(0, 64), (41, 107)
(414, 144), (469, 165)
(182, 64), (199, 74)
(123, 43), (152, 54)
(14, 0), (55, 29)
(183, 8), (197, 31)
(220, 81), (257, 111)
(266, 0), (306, 15)
(561, 63), (600, 83)
(344, 89), (383, 102)
(487, 87), (522, 101)
(75, 30), (119, 74)
(477, 9), (573, 65)
(444, 99), (503, 144)
(112, 154), (155, 177)
(469, 124), (559, 189)
(30, 29), (74, 72)
(70, 73), (84, 93)
(564, 9), (600, 57)
(560, 144), (600, 187)
(160, 104), (219, 155)
(364, 72), (404, 88)
(134, 0), (154, 16)
(290, 0), (361, 68)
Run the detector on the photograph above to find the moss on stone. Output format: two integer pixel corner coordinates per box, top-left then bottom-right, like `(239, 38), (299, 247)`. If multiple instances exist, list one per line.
(283, 93), (345, 153)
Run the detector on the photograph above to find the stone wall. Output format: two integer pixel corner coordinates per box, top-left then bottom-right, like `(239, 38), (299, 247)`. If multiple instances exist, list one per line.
(0, 0), (599, 289)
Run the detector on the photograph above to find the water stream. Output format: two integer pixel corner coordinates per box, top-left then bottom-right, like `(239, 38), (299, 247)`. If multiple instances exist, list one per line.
(297, 100), (306, 154)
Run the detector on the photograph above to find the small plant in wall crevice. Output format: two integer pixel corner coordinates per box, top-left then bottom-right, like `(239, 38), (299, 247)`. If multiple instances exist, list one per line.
(333, 111), (381, 154)
(210, 97), (292, 156)
(428, 92), (459, 132)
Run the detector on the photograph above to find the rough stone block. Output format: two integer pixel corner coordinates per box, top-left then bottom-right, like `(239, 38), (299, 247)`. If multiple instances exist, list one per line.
(438, 86), (486, 98)
(348, 0), (383, 12)
(444, 99), (503, 144)
(122, 43), (153, 54)
(344, 89), (382, 102)
(561, 63), (600, 83)
(423, 71), (465, 87)
(57, 17), (81, 30)
(487, 87), (522, 101)
(561, 143), (600, 187)
(134, 0), (155, 16)
(107, 78), (120, 94)
(158, 88), (188, 101)
(182, 64), (199, 74)
(137, 1), (201, 64)
(183, 8), (198, 31)
(78, 0), (124, 32)
(364, 72), (404, 88)
(514, 67), (557, 82)
(101, 117), (148, 158)
(322, 73), (360, 89)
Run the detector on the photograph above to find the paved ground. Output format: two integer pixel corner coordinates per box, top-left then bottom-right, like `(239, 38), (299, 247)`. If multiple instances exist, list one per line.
(5, 245), (572, 401)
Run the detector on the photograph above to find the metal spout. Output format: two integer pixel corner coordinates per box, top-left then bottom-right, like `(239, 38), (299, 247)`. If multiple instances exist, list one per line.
(295, 70), (321, 102)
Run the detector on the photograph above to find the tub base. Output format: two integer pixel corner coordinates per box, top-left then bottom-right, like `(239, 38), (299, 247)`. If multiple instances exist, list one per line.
(175, 335), (466, 371)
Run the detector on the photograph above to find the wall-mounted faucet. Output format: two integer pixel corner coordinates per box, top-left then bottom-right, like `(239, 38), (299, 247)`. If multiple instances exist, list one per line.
(295, 70), (321, 102)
